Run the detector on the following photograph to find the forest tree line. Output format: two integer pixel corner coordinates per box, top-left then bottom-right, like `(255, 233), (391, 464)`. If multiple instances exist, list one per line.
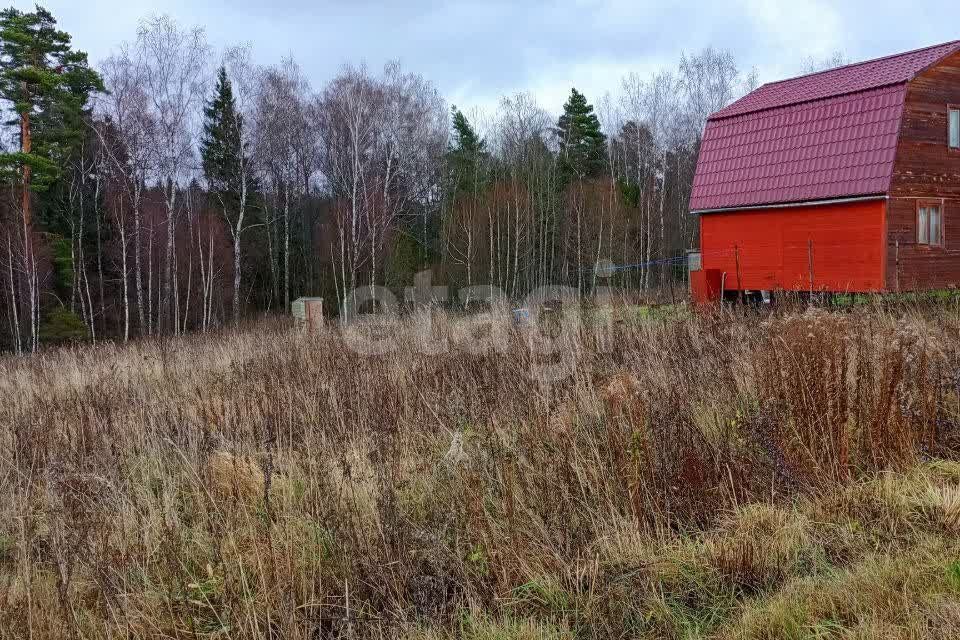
(0, 5), (809, 352)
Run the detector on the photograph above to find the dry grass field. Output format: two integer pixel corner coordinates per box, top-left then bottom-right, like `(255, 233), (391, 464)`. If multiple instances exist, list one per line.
(2, 304), (960, 639)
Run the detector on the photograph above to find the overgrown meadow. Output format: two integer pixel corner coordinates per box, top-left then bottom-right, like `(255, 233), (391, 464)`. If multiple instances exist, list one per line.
(2, 304), (960, 638)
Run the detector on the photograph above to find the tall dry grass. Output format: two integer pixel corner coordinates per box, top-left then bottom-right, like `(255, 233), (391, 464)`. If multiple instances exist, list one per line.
(1, 304), (960, 638)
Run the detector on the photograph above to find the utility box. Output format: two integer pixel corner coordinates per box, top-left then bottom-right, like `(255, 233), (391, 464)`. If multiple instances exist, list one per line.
(690, 270), (723, 306)
(292, 297), (324, 330)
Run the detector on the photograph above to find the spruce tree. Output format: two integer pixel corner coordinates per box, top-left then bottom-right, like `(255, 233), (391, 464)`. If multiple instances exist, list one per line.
(201, 66), (247, 214)
(554, 88), (607, 181)
(451, 106), (484, 156)
(200, 66), (255, 321)
(448, 105), (489, 196)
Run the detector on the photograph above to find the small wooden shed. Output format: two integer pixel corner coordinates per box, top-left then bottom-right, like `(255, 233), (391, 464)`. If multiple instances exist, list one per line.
(690, 40), (960, 298)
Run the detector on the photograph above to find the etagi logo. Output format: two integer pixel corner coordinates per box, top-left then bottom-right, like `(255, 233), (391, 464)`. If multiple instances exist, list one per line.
(337, 262), (622, 384)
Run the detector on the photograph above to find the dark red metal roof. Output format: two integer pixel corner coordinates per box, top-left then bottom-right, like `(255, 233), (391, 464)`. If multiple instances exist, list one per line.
(713, 40), (960, 119)
(690, 40), (960, 212)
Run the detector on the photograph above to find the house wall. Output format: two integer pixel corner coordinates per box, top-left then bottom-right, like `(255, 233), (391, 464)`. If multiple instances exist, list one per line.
(699, 199), (886, 292)
(889, 50), (960, 290)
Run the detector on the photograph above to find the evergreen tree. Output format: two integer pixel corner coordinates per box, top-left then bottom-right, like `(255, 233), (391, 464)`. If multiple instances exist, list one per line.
(0, 4), (103, 350)
(447, 105), (489, 196)
(553, 88), (607, 181)
(200, 66), (256, 321)
(0, 6), (103, 196)
(451, 106), (484, 155)
(201, 66), (248, 214)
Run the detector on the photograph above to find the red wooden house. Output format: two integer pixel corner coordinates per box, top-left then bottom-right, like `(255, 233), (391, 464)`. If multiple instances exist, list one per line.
(690, 40), (960, 300)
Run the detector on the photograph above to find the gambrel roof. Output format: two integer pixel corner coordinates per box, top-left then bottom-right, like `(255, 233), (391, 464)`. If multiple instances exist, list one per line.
(690, 40), (960, 212)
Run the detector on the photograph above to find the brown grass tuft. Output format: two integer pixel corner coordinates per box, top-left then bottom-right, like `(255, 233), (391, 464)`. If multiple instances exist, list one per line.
(2, 305), (960, 637)
(204, 450), (266, 503)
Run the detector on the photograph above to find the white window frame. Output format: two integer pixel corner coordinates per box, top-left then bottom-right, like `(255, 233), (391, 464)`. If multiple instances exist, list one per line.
(949, 107), (960, 149)
(918, 201), (944, 248)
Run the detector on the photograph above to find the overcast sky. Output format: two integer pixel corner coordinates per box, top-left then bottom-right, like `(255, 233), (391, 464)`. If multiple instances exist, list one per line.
(9, 0), (955, 116)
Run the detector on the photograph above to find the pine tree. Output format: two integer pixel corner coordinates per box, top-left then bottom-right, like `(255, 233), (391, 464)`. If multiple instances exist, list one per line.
(554, 88), (607, 181)
(0, 6), (103, 198)
(0, 5), (103, 351)
(447, 105), (489, 196)
(451, 106), (485, 156)
(200, 66), (255, 322)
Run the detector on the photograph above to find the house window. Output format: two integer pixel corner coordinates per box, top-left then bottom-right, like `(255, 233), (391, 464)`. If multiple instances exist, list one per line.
(918, 202), (943, 247)
(950, 108), (960, 149)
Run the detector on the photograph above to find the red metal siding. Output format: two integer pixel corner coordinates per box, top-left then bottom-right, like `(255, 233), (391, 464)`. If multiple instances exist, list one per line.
(700, 199), (886, 293)
(690, 269), (724, 305)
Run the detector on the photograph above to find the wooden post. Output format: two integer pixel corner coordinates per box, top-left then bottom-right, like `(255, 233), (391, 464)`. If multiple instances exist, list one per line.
(895, 239), (900, 293)
(305, 299), (324, 331)
(668, 263), (676, 305)
(734, 244), (743, 303)
(807, 239), (814, 298)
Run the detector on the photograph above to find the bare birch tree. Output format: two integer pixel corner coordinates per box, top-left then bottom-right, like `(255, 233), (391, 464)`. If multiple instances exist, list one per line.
(255, 57), (311, 309)
(315, 62), (444, 304)
(98, 50), (154, 335)
(209, 45), (261, 322)
(138, 15), (209, 334)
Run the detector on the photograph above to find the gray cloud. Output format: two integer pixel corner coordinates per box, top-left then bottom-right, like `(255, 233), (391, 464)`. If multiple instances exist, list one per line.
(10, 0), (957, 116)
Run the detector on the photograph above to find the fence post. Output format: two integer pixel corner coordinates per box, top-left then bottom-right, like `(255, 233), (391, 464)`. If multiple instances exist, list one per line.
(895, 239), (900, 293)
(808, 239), (814, 298)
(734, 244), (742, 303)
(668, 260), (676, 305)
